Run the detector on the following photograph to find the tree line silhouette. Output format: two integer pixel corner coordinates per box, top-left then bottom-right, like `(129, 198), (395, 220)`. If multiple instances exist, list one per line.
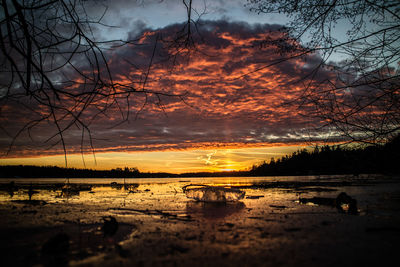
(0, 165), (250, 178)
(0, 166), (140, 179)
(249, 135), (400, 176)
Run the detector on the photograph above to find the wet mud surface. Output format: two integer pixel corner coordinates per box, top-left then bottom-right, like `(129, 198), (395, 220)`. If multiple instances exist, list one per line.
(1, 175), (400, 266)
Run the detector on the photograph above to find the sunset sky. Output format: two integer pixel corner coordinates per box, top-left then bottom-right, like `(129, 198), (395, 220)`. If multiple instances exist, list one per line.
(0, 0), (344, 173)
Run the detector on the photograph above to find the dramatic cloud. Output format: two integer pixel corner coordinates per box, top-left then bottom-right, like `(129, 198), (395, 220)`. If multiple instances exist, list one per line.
(1, 20), (332, 157)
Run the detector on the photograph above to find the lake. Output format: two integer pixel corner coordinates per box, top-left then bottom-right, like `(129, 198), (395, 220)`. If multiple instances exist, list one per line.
(0, 175), (399, 266)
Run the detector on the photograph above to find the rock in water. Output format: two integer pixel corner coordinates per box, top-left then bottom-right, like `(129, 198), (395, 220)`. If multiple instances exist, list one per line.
(183, 185), (245, 202)
(336, 192), (358, 214)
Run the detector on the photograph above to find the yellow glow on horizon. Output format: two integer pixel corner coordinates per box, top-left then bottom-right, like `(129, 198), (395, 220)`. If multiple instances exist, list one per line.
(0, 145), (308, 174)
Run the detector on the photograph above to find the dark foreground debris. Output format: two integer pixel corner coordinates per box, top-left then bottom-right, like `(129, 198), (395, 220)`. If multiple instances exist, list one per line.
(299, 192), (358, 214)
(41, 233), (70, 267)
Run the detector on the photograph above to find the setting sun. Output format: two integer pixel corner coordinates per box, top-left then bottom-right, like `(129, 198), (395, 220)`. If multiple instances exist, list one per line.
(0, 146), (306, 173)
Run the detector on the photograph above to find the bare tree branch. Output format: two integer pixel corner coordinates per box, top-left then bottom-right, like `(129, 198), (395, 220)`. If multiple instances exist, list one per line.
(247, 0), (400, 144)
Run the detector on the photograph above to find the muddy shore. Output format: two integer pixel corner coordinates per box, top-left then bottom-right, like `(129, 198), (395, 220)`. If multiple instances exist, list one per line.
(1, 175), (399, 266)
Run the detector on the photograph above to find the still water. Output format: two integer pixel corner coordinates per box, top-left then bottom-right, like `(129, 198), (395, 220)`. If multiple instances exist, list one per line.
(0, 175), (359, 207)
(0, 175), (389, 215)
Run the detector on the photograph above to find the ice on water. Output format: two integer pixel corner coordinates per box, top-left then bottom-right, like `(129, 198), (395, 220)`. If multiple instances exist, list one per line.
(184, 185), (245, 202)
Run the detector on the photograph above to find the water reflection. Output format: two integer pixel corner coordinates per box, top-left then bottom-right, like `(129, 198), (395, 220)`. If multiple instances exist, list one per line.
(110, 182), (139, 191)
(186, 201), (246, 220)
(27, 184), (39, 200)
(4, 181), (16, 197)
(0, 176), (398, 267)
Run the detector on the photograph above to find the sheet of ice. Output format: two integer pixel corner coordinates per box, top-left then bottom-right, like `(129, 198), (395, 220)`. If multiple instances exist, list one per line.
(183, 185), (245, 202)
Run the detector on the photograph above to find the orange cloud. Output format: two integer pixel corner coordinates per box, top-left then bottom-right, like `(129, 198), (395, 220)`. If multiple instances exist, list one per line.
(1, 20), (333, 158)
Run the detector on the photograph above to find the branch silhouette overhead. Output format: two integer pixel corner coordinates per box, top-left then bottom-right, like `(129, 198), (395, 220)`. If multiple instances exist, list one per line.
(247, 0), (400, 144)
(0, 0), (196, 164)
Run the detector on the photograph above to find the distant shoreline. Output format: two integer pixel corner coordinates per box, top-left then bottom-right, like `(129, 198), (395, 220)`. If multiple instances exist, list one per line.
(0, 164), (249, 178)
